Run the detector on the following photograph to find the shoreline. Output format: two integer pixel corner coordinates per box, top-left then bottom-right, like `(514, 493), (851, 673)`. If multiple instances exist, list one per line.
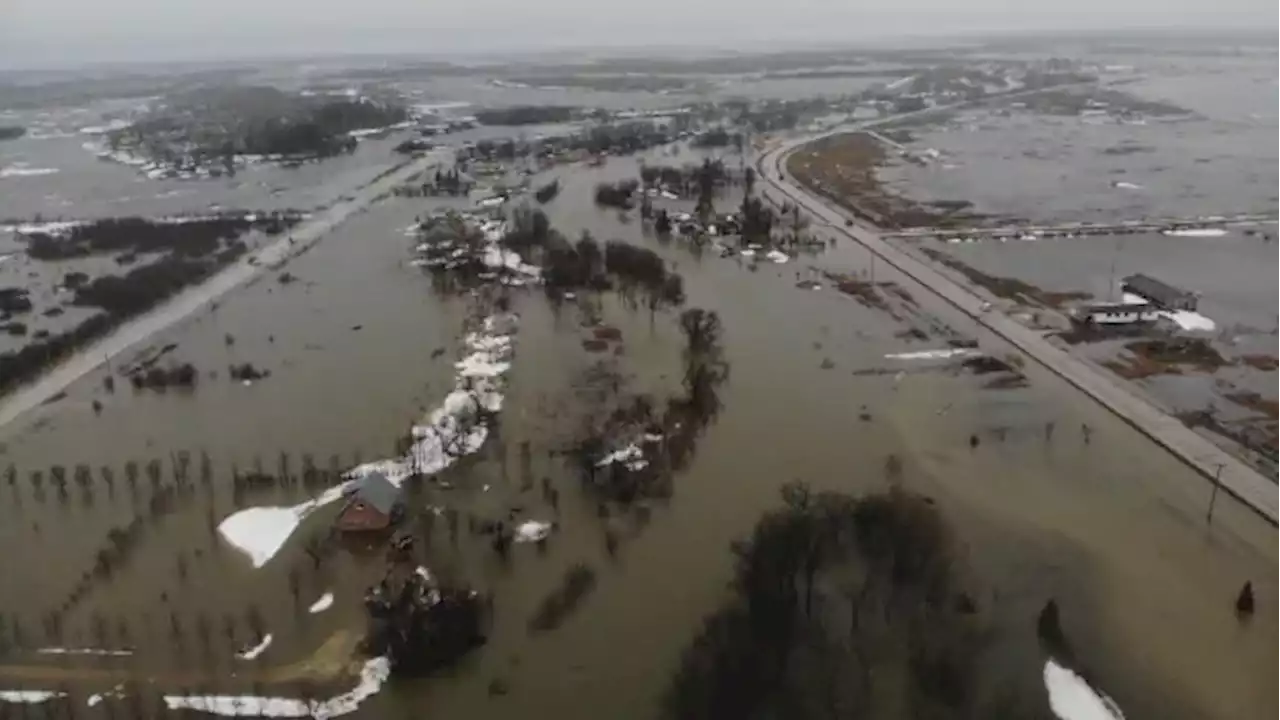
(0, 149), (448, 434)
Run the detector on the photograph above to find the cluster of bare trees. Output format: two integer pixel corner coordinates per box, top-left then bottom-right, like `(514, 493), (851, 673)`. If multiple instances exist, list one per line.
(663, 483), (1023, 719)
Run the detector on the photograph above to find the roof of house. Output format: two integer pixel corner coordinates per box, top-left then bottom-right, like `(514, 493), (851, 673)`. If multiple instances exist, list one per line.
(1121, 274), (1193, 303)
(346, 473), (401, 515)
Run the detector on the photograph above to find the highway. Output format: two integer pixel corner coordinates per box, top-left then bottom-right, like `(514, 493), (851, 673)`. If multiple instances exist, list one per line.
(758, 126), (1279, 525)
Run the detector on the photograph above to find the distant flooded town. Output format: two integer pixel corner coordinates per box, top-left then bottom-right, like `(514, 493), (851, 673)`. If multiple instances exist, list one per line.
(0, 29), (1275, 720)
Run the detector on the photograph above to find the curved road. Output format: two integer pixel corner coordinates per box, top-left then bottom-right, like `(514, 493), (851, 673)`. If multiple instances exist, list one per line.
(759, 127), (1278, 525)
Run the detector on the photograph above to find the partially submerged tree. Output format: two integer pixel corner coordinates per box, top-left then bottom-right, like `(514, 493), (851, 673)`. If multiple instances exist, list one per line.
(664, 484), (1014, 719)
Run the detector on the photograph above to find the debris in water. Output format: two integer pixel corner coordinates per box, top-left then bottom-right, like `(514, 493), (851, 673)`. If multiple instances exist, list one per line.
(236, 633), (273, 660)
(309, 592), (335, 614)
(1236, 581), (1255, 617)
(513, 520), (553, 544)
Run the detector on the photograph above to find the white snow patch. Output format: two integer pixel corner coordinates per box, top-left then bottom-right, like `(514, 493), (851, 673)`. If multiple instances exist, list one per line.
(308, 592), (335, 614)
(218, 313), (518, 568)
(218, 491), (343, 569)
(236, 634), (273, 660)
(1162, 228), (1227, 238)
(1120, 292), (1150, 305)
(765, 249), (790, 264)
(1043, 660), (1126, 720)
(1111, 181), (1142, 190)
(0, 165), (59, 178)
(164, 656), (389, 719)
(0, 690), (64, 704)
(514, 520), (553, 543)
(36, 647), (133, 657)
(78, 119), (130, 135)
(885, 348), (976, 361)
(87, 685), (126, 707)
(1161, 309), (1216, 332)
(596, 444), (648, 471)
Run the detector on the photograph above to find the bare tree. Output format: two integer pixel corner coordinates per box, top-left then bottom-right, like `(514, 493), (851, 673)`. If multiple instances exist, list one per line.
(74, 463), (92, 490)
(199, 450), (213, 486)
(124, 460), (139, 494)
(145, 459), (162, 491)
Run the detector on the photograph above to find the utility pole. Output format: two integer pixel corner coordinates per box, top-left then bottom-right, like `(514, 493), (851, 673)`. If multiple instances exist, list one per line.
(1206, 462), (1225, 525)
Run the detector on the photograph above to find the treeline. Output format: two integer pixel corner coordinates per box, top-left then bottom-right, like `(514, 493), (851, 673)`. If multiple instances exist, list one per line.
(0, 242), (249, 396)
(241, 98), (407, 157)
(456, 121), (677, 165)
(690, 128), (743, 149)
(242, 118), (357, 158)
(595, 180), (639, 209)
(503, 208), (685, 313)
(22, 214), (297, 261)
(474, 105), (575, 126)
(663, 484), (1031, 719)
(534, 179), (560, 204)
(0, 288), (32, 315)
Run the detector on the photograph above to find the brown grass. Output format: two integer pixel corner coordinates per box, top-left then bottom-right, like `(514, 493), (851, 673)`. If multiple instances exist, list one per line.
(983, 374), (1030, 390)
(1227, 392), (1279, 420)
(1240, 354), (1279, 371)
(786, 133), (973, 229)
(1103, 339), (1229, 379)
(919, 248), (1089, 309)
(832, 277), (891, 313)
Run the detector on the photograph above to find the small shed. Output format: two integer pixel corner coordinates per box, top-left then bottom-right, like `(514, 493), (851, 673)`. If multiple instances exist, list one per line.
(336, 473), (403, 532)
(1121, 274), (1197, 311)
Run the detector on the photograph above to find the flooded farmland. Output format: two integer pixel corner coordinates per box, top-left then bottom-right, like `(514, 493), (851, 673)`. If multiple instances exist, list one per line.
(0, 37), (1276, 720)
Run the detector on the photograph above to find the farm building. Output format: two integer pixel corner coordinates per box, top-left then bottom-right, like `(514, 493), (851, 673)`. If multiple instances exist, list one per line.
(1073, 301), (1160, 326)
(336, 473), (404, 532)
(1121, 274), (1198, 312)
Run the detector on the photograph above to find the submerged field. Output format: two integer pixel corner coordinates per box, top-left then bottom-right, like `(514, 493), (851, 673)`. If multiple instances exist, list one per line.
(0, 41), (1276, 720)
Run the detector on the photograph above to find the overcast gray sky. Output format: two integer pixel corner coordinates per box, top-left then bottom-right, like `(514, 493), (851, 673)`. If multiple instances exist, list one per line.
(3, 0), (1276, 68)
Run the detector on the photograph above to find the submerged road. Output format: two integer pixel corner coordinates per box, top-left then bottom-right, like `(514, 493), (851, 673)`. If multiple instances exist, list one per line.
(759, 129), (1279, 525)
(0, 150), (448, 433)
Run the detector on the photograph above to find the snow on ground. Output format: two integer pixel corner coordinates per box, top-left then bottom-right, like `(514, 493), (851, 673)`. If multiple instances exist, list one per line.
(1043, 660), (1126, 720)
(164, 657), (390, 719)
(1162, 228), (1227, 237)
(308, 592), (335, 614)
(1111, 181), (1142, 190)
(885, 348), (976, 361)
(0, 690), (64, 703)
(596, 443), (649, 471)
(1161, 309), (1216, 332)
(87, 685), (126, 707)
(1, 165), (60, 178)
(765, 249), (791, 264)
(218, 491), (343, 569)
(219, 311), (520, 568)
(78, 119), (131, 135)
(514, 520), (554, 543)
(235, 634), (273, 660)
(36, 647), (132, 657)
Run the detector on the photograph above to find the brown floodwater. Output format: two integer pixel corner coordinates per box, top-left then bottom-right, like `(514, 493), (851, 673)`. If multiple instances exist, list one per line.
(0, 145), (1274, 720)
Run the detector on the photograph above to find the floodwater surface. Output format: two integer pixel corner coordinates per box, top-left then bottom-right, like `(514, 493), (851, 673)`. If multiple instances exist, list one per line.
(0, 50), (1276, 720)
